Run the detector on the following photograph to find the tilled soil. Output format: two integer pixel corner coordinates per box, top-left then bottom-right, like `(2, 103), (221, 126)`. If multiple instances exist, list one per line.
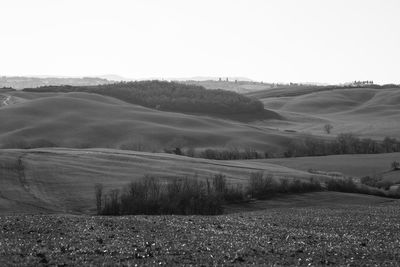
(1, 202), (400, 266)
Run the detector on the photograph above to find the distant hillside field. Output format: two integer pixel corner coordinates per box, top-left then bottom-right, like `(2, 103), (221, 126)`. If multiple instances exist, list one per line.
(0, 91), (290, 152)
(0, 148), (397, 214)
(249, 86), (400, 139)
(262, 153), (400, 178)
(23, 81), (278, 120)
(0, 148), (326, 214)
(181, 80), (272, 94)
(0, 76), (111, 89)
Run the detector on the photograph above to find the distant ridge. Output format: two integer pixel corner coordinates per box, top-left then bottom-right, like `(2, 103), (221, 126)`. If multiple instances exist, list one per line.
(97, 74), (132, 82)
(0, 76), (111, 90)
(168, 76), (254, 82)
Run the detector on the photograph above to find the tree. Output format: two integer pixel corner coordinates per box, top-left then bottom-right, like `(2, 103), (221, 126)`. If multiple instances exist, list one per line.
(391, 161), (400, 171)
(383, 137), (397, 153)
(94, 183), (103, 215)
(324, 124), (333, 134)
(336, 133), (358, 154)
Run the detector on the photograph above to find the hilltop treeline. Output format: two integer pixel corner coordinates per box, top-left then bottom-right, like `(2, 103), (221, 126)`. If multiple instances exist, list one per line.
(23, 81), (265, 115)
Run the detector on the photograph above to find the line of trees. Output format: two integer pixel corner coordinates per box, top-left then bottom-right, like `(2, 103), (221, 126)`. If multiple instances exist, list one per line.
(283, 134), (400, 158)
(161, 134), (400, 160)
(95, 172), (400, 216)
(94, 173), (323, 216)
(23, 81), (265, 116)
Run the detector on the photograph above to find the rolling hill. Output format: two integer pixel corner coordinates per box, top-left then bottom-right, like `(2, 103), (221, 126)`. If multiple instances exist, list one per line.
(0, 148), (327, 214)
(0, 76), (111, 89)
(22, 81), (277, 120)
(0, 91), (291, 152)
(181, 80), (272, 94)
(250, 87), (400, 139)
(1, 83), (399, 216)
(1, 148), (398, 215)
(262, 152), (400, 178)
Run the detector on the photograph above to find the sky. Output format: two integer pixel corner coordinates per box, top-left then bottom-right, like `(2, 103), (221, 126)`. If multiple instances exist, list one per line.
(1, 0), (400, 84)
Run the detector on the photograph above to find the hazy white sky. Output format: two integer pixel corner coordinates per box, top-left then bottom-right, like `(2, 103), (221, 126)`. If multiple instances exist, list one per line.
(1, 0), (400, 83)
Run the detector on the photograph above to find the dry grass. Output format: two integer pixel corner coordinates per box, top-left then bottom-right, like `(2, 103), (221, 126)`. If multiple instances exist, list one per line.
(0, 148), (327, 215)
(262, 152), (400, 178)
(256, 87), (400, 139)
(0, 92), (291, 152)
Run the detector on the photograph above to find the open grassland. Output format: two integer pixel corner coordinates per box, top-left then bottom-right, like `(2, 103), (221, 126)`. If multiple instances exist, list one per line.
(181, 80), (272, 93)
(1, 195), (399, 266)
(0, 148), (326, 215)
(0, 91), (291, 153)
(262, 153), (400, 178)
(1, 148), (398, 215)
(250, 87), (400, 139)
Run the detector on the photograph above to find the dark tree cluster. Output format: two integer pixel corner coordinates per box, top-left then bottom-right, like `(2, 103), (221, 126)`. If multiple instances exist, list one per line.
(162, 147), (270, 160)
(247, 172), (322, 199)
(95, 173), (325, 216)
(96, 175), (230, 216)
(24, 81), (265, 115)
(198, 148), (266, 160)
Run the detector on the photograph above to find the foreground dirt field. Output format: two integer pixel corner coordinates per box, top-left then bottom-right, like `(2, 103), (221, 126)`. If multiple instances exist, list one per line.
(1, 196), (399, 266)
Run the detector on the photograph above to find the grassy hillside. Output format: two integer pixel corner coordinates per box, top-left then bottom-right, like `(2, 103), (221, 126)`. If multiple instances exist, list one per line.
(381, 170), (400, 184)
(262, 152), (400, 178)
(246, 84), (400, 99)
(23, 81), (278, 120)
(0, 92), (292, 152)
(0, 76), (111, 89)
(251, 87), (400, 139)
(1, 147), (397, 215)
(0, 148), (326, 214)
(181, 80), (272, 93)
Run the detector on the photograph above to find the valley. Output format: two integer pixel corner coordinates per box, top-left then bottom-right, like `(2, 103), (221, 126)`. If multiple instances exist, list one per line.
(1, 82), (399, 266)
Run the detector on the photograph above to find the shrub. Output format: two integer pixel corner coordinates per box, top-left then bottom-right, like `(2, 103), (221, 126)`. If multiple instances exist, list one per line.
(247, 172), (278, 199)
(325, 177), (394, 198)
(288, 178), (322, 193)
(98, 175), (225, 215)
(324, 124), (333, 134)
(197, 148), (264, 160)
(224, 184), (247, 203)
(279, 134), (400, 158)
(326, 178), (358, 193)
(213, 174), (227, 195)
(360, 175), (380, 188)
(102, 189), (120, 215)
(95, 183), (103, 215)
(391, 161), (400, 170)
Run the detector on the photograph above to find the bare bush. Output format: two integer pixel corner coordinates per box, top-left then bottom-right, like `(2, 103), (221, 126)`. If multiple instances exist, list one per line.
(324, 124), (333, 134)
(98, 175), (227, 215)
(94, 183), (103, 215)
(391, 161), (400, 170)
